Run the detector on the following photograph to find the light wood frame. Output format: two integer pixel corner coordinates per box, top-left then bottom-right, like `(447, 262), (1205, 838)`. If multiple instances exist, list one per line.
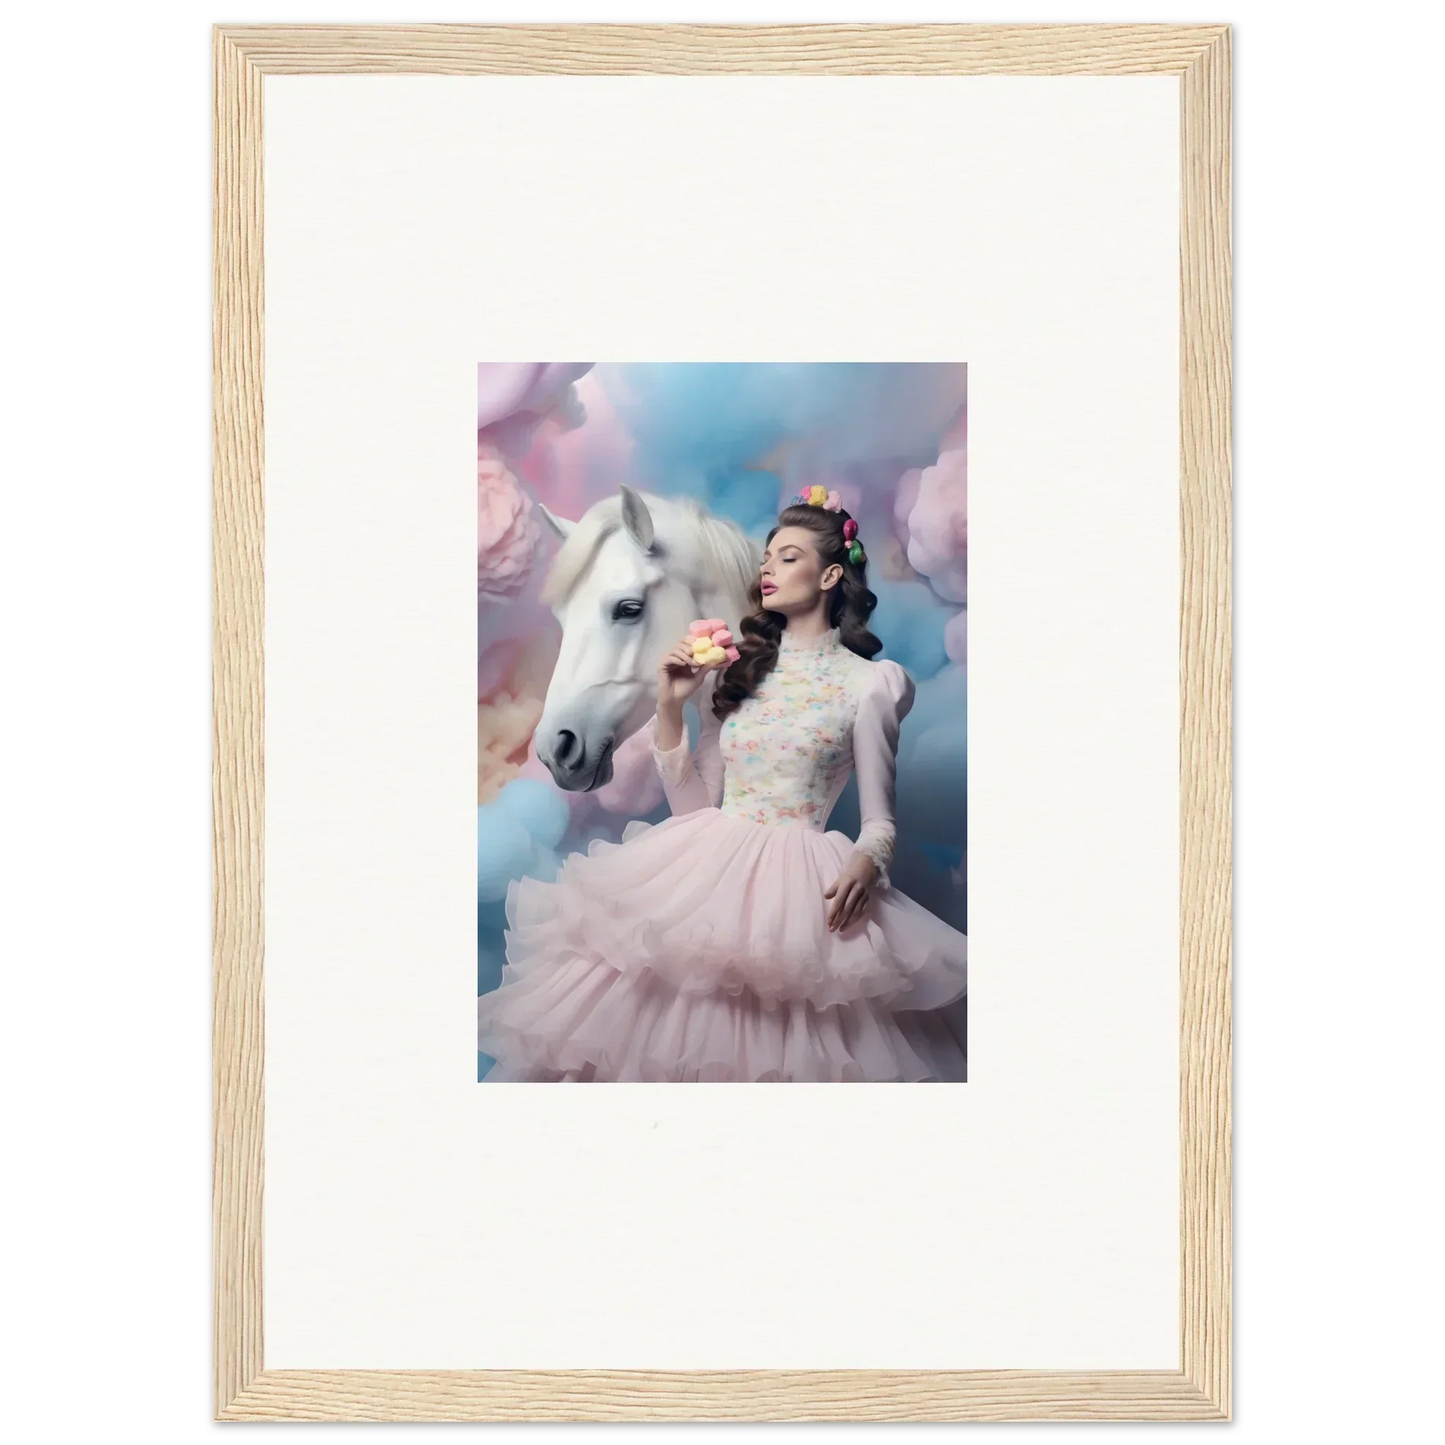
(214, 22), (1231, 1423)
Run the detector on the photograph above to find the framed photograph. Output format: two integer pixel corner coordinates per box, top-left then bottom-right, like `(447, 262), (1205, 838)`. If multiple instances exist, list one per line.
(215, 22), (1230, 1422)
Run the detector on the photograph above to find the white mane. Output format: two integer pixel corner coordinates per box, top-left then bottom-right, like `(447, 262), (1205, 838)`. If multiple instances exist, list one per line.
(540, 491), (758, 617)
(677, 497), (760, 618)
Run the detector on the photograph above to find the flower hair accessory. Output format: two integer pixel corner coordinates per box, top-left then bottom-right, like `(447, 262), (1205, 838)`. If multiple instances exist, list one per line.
(791, 488), (866, 564)
(791, 485), (843, 512)
(688, 618), (740, 666)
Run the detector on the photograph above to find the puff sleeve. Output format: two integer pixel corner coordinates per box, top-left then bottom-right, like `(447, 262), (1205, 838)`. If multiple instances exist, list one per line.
(850, 660), (916, 891)
(645, 674), (726, 815)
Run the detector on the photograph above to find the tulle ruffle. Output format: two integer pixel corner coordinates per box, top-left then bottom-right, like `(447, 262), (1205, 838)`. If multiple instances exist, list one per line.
(478, 953), (968, 1083)
(501, 806), (967, 1011)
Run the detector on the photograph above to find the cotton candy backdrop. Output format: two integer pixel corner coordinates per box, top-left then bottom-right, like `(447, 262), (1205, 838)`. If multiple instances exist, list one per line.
(477, 363), (968, 1076)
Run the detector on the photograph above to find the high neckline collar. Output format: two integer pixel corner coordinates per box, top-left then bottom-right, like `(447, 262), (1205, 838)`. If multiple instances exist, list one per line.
(779, 624), (843, 654)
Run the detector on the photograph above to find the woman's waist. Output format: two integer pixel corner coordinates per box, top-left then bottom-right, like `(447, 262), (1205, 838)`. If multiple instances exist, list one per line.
(718, 799), (832, 831)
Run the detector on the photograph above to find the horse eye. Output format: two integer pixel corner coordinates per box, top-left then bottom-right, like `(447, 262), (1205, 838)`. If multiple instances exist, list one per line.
(612, 599), (645, 622)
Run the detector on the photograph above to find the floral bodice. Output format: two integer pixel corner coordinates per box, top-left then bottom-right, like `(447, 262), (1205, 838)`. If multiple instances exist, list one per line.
(647, 626), (916, 887)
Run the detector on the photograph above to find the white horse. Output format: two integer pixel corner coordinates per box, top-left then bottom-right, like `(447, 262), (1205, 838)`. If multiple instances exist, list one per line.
(533, 484), (760, 792)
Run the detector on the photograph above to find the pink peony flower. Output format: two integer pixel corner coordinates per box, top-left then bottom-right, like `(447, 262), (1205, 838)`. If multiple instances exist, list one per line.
(477, 440), (542, 601)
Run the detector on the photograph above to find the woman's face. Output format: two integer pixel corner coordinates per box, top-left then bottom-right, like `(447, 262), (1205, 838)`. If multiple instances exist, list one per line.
(759, 526), (841, 614)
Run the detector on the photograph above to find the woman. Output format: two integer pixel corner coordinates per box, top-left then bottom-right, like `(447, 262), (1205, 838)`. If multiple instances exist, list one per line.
(477, 492), (968, 1081)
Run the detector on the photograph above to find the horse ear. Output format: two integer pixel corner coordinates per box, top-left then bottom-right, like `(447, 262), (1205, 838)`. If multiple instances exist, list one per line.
(618, 483), (657, 554)
(536, 501), (575, 540)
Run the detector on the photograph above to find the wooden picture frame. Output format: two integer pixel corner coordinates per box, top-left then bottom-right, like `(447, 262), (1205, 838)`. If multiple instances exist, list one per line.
(214, 22), (1230, 1422)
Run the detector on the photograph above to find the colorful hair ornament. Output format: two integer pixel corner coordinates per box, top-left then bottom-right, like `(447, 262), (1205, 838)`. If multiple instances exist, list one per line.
(791, 486), (842, 512)
(790, 487), (859, 559)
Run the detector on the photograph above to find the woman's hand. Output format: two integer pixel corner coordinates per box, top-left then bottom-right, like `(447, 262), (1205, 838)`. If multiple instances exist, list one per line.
(823, 851), (879, 932)
(656, 635), (725, 711)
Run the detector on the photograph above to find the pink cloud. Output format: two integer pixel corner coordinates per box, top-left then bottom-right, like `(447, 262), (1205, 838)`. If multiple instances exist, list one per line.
(477, 363), (593, 460)
(477, 628), (562, 803)
(513, 370), (637, 518)
(894, 466), (923, 545)
(905, 404), (967, 605)
(588, 727), (666, 818)
(944, 607), (967, 665)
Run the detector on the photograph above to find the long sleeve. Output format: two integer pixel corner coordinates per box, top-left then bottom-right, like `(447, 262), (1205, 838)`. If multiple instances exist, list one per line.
(646, 674), (725, 815)
(850, 660), (916, 891)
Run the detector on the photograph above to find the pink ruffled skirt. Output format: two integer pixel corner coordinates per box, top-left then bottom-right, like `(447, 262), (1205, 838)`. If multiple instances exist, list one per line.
(477, 806), (968, 1082)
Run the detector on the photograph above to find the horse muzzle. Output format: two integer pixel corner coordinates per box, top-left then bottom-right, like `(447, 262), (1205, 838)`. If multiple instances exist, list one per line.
(542, 729), (616, 792)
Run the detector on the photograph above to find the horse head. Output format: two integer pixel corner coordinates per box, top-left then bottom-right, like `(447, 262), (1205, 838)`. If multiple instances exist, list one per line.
(533, 484), (759, 791)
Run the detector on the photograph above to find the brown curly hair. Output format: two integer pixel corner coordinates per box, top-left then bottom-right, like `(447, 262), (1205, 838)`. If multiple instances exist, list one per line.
(712, 503), (882, 721)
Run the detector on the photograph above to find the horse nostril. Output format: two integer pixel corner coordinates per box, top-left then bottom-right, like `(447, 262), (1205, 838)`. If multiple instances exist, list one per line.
(554, 730), (579, 767)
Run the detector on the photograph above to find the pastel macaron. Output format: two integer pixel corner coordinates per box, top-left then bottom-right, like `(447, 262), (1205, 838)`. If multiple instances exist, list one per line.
(687, 619), (741, 666)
